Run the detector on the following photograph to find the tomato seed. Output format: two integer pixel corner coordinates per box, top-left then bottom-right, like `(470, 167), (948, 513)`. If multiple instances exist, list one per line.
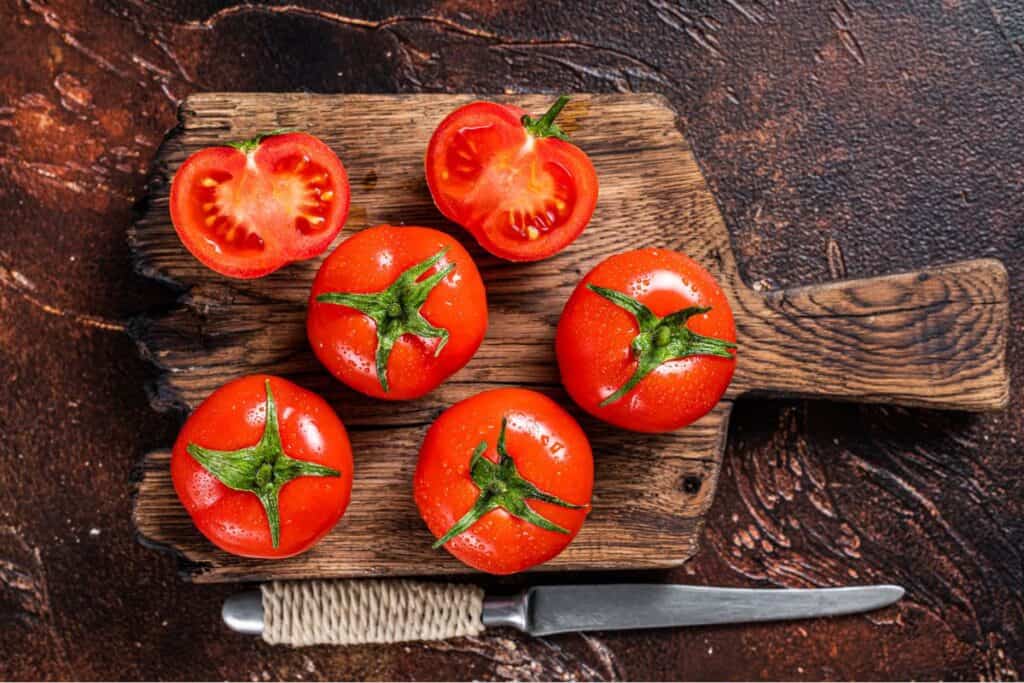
(246, 232), (264, 250)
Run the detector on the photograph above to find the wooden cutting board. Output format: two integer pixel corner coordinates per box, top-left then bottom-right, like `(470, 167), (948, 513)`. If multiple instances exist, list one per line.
(130, 93), (1009, 583)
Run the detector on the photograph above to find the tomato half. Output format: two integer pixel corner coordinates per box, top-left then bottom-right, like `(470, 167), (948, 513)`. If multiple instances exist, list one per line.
(425, 97), (598, 262)
(170, 131), (350, 278)
(171, 374), (353, 558)
(556, 249), (737, 433)
(307, 225), (487, 400)
(414, 388), (593, 574)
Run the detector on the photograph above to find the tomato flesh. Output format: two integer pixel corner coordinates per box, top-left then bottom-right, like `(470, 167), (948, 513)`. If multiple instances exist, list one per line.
(171, 133), (349, 278)
(426, 102), (598, 262)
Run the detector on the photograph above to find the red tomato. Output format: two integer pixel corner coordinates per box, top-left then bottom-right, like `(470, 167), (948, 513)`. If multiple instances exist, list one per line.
(414, 388), (593, 574)
(425, 96), (598, 262)
(170, 131), (350, 278)
(307, 225), (487, 400)
(556, 249), (737, 433)
(171, 374), (353, 558)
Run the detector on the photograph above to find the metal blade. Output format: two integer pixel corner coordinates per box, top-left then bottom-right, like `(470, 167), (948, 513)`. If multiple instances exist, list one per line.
(509, 584), (904, 636)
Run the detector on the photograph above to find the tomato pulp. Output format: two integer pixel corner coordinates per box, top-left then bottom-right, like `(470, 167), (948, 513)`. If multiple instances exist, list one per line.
(170, 131), (349, 278)
(425, 97), (598, 262)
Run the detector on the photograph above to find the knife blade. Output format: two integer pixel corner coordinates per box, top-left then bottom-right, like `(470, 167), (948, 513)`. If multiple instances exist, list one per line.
(224, 582), (903, 642)
(492, 584), (905, 636)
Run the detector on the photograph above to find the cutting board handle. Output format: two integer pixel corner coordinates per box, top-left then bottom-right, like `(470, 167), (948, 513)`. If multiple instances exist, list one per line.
(733, 258), (1009, 410)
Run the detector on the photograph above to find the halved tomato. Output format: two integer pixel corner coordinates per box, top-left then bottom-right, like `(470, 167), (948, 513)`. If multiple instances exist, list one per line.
(425, 97), (598, 262)
(170, 131), (350, 278)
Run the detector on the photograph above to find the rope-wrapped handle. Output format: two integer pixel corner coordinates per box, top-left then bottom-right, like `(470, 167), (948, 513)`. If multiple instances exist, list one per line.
(261, 579), (486, 646)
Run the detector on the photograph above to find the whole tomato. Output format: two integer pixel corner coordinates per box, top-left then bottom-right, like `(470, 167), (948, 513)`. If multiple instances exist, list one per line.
(425, 96), (598, 262)
(171, 374), (353, 558)
(307, 225), (487, 400)
(170, 131), (349, 278)
(414, 388), (593, 574)
(556, 249), (737, 433)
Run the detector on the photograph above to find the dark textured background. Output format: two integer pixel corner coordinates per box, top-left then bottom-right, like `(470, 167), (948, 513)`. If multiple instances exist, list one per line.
(1, 1), (1022, 680)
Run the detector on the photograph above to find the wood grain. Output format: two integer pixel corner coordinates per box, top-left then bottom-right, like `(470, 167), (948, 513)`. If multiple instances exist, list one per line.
(135, 404), (728, 582)
(130, 93), (1008, 581)
(729, 259), (1010, 409)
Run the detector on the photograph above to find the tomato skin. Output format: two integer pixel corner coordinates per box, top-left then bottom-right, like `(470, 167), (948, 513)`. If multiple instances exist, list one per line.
(414, 388), (593, 574)
(307, 225), (488, 400)
(170, 132), (350, 279)
(556, 249), (737, 433)
(425, 101), (598, 262)
(171, 374), (353, 558)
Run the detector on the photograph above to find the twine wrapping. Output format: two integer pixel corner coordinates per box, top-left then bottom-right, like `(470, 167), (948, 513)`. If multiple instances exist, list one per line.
(261, 579), (486, 646)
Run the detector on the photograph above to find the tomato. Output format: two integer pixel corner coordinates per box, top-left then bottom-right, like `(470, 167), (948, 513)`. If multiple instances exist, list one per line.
(414, 388), (593, 574)
(307, 225), (487, 400)
(556, 249), (737, 433)
(170, 131), (350, 278)
(425, 96), (598, 262)
(171, 374), (353, 558)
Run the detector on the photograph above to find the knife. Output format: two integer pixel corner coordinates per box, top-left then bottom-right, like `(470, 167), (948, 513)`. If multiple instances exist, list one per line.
(222, 580), (904, 646)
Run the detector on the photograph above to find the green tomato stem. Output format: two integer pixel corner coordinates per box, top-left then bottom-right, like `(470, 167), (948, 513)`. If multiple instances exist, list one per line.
(521, 95), (572, 142)
(432, 418), (584, 549)
(227, 128), (300, 153)
(186, 380), (340, 548)
(586, 284), (737, 407)
(316, 247), (455, 393)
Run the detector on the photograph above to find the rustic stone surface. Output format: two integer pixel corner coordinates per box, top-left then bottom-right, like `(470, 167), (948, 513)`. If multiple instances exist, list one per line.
(1, 1), (1021, 680)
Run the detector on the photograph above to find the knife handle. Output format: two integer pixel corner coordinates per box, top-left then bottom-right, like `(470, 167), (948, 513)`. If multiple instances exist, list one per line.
(260, 579), (486, 646)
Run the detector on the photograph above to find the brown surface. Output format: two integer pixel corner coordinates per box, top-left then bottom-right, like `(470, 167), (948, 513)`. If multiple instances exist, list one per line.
(2, 1), (1022, 680)
(131, 93), (1008, 582)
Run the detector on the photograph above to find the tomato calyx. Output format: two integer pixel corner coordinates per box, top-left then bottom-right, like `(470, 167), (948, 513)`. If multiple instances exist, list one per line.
(316, 247), (455, 393)
(433, 417), (584, 549)
(185, 380), (341, 548)
(587, 284), (738, 407)
(521, 95), (572, 142)
(226, 128), (299, 154)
